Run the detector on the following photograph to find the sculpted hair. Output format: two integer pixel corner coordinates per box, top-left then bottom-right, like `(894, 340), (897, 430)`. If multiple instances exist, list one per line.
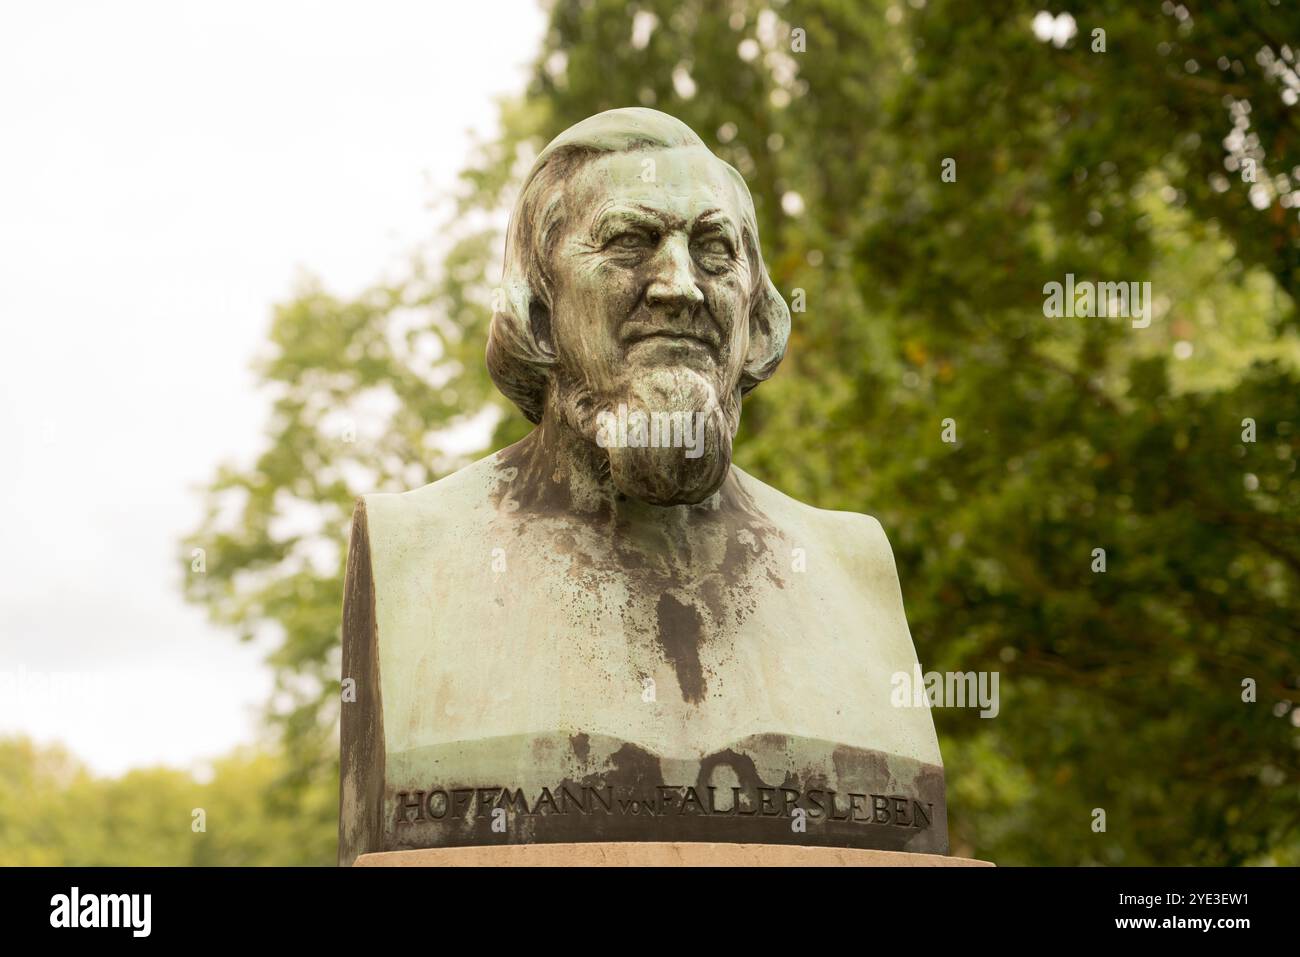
(486, 107), (791, 424)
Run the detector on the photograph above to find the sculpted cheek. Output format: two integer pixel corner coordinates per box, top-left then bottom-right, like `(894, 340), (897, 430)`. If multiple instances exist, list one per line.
(589, 263), (640, 302)
(707, 292), (738, 326)
(717, 267), (747, 296)
(705, 274), (747, 324)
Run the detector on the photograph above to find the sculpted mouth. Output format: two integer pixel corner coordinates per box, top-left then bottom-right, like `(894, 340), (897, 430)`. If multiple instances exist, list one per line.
(625, 331), (718, 355)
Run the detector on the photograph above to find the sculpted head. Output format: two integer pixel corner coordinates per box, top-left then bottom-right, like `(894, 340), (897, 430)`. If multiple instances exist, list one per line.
(486, 108), (790, 506)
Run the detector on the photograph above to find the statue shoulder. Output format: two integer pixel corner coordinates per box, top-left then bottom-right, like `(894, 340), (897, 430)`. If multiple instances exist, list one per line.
(351, 451), (507, 555)
(729, 466), (902, 581)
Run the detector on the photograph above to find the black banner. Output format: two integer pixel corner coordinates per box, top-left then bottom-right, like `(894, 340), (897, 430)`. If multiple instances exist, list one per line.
(0, 865), (1289, 943)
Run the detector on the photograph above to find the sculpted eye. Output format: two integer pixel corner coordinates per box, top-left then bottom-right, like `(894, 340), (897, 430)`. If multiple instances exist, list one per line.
(695, 237), (731, 256)
(608, 230), (656, 250)
(691, 235), (733, 269)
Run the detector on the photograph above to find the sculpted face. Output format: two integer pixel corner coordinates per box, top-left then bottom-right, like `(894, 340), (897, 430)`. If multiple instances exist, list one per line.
(546, 146), (755, 505)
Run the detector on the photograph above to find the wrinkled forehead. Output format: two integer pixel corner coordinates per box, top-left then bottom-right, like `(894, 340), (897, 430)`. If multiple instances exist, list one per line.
(564, 146), (748, 232)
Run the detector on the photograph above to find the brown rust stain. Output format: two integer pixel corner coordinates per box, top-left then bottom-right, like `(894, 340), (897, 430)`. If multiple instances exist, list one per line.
(696, 746), (764, 791)
(654, 593), (706, 703)
(487, 433), (786, 705)
(569, 731), (591, 764)
(605, 741), (665, 791)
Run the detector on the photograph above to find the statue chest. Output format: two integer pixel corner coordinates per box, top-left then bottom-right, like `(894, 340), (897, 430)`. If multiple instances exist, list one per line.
(373, 515), (882, 747)
(359, 517), (946, 855)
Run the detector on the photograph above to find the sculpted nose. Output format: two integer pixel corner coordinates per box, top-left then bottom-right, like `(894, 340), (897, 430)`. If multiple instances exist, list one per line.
(644, 234), (705, 310)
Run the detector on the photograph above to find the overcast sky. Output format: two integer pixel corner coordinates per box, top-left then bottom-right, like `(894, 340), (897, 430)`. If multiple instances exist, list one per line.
(0, 1), (545, 775)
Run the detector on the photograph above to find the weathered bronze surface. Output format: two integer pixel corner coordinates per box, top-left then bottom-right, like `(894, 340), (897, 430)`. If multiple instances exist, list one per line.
(339, 108), (945, 865)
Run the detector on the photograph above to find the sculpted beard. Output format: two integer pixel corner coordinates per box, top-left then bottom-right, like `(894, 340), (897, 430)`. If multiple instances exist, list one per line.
(555, 362), (741, 506)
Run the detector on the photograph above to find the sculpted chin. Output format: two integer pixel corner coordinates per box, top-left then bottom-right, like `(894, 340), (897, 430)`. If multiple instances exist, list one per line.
(339, 108), (946, 864)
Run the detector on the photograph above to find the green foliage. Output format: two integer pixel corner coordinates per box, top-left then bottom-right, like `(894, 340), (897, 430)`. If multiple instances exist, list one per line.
(178, 0), (1299, 865)
(0, 738), (336, 866)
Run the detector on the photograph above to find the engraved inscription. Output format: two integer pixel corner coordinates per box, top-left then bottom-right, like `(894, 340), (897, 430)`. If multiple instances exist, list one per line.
(392, 785), (934, 830)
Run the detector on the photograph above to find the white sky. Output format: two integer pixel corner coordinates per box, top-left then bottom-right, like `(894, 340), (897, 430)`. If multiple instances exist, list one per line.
(0, 1), (545, 775)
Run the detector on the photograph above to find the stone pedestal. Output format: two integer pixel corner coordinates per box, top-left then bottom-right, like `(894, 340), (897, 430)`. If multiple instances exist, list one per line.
(352, 842), (992, 867)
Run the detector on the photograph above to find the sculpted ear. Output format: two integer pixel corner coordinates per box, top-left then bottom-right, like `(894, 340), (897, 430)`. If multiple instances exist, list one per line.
(741, 274), (791, 394)
(501, 276), (554, 358)
(525, 292), (555, 357)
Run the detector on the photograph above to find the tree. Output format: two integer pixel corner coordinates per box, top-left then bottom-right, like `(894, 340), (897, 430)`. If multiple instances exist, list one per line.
(183, 0), (1299, 864)
(0, 737), (336, 865)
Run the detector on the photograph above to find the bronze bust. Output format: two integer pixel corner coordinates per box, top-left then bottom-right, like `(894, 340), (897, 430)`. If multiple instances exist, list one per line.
(339, 108), (945, 865)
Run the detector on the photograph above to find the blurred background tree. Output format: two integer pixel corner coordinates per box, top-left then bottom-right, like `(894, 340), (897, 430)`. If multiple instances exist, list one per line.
(0, 737), (335, 866)
(154, 0), (1300, 865)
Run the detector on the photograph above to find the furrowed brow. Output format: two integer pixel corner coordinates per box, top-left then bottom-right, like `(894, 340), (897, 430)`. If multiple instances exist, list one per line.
(692, 210), (739, 244)
(591, 205), (667, 243)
